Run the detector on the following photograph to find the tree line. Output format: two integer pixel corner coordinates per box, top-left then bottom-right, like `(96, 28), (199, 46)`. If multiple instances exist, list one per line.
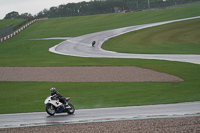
(4, 0), (199, 19)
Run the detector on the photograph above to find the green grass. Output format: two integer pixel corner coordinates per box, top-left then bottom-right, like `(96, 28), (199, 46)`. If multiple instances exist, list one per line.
(102, 18), (200, 54)
(3, 6), (199, 39)
(0, 6), (200, 114)
(0, 60), (200, 114)
(179, 1), (200, 6)
(0, 19), (24, 29)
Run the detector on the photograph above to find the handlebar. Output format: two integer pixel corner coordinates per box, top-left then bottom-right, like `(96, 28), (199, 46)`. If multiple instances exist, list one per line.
(52, 94), (56, 97)
(51, 94), (57, 100)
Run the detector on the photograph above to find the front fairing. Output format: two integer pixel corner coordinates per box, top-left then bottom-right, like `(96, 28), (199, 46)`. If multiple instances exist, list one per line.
(44, 96), (63, 107)
(44, 96), (51, 104)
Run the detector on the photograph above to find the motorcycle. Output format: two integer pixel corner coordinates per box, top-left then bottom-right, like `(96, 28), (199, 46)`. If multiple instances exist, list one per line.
(44, 95), (75, 116)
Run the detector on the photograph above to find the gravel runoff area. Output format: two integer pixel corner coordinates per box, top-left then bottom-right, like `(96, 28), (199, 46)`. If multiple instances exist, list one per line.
(0, 66), (183, 82)
(1, 116), (199, 133)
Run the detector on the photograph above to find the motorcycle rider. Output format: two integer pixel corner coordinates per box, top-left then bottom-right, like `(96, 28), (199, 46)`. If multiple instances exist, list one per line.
(50, 87), (67, 107)
(92, 41), (96, 47)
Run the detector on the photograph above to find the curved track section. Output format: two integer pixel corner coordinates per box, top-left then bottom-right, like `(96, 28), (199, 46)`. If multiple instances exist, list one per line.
(49, 16), (200, 65)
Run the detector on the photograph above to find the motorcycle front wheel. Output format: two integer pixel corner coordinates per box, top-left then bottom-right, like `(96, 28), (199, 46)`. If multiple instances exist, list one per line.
(66, 103), (75, 114)
(46, 104), (56, 116)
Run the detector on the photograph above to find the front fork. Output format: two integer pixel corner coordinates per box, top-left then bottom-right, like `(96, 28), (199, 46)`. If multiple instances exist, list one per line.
(50, 104), (54, 110)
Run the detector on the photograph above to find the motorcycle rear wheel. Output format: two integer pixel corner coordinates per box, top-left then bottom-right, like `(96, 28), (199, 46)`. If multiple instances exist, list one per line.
(46, 104), (56, 116)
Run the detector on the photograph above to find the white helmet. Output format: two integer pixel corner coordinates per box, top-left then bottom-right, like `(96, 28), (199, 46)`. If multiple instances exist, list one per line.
(50, 87), (56, 94)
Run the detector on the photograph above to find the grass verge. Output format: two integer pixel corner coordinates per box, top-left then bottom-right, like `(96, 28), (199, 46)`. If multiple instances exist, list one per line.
(0, 19), (24, 29)
(0, 60), (200, 114)
(102, 18), (200, 54)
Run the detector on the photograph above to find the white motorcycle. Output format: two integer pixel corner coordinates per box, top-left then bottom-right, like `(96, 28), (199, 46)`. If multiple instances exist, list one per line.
(44, 95), (75, 116)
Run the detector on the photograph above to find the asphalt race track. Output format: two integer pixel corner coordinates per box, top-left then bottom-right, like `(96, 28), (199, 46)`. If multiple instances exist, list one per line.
(1, 17), (200, 129)
(0, 102), (200, 128)
(49, 16), (200, 65)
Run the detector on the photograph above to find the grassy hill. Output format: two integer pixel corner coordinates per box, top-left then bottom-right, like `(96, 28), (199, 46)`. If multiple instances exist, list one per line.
(103, 18), (200, 54)
(0, 6), (200, 66)
(14, 6), (200, 39)
(0, 19), (24, 29)
(0, 6), (200, 114)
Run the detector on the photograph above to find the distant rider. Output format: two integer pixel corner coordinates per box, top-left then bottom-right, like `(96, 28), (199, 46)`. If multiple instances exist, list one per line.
(92, 41), (96, 47)
(50, 87), (67, 107)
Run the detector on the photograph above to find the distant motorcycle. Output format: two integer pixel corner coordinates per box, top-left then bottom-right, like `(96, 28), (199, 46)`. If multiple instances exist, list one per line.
(44, 95), (75, 116)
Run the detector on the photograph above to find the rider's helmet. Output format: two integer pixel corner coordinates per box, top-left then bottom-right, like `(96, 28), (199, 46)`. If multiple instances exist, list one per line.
(50, 87), (56, 95)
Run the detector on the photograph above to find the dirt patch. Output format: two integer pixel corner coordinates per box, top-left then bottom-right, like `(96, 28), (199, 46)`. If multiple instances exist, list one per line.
(0, 66), (183, 82)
